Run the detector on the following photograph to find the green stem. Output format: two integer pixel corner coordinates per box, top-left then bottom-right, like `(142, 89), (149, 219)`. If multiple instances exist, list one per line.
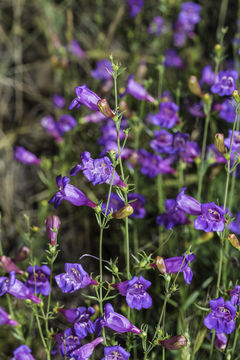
(231, 323), (240, 359)
(216, 0), (229, 41)
(33, 305), (50, 360)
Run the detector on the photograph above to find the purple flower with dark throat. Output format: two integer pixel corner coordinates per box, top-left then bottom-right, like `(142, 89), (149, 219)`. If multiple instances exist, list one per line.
(204, 297), (236, 334)
(0, 307), (18, 326)
(58, 306), (95, 338)
(70, 151), (126, 187)
(12, 345), (35, 360)
(194, 202), (226, 232)
(150, 130), (174, 154)
(211, 70), (238, 96)
(102, 346), (130, 360)
(69, 84), (101, 111)
(14, 147), (41, 165)
(0, 271), (41, 303)
(101, 303), (141, 334)
(117, 276), (152, 310)
(55, 263), (97, 293)
(55, 328), (82, 356)
(156, 199), (189, 230)
(179, 2), (201, 25)
(49, 175), (97, 209)
(26, 265), (51, 296)
(122, 75), (155, 103)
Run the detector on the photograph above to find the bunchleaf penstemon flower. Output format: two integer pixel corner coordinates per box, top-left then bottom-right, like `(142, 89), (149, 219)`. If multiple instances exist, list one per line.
(117, 276), (152, 310)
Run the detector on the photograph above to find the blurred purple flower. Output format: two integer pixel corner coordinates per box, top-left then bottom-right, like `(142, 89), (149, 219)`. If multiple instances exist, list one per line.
(147, 100), (179, 128)
(229, 213), (240, 235)
(148, 16), (167, 36)
(0, 307), (18, 326)
(41, 115), (63, 142)
(122, 75), (155, 103)
(164, 49), (183, 68)
(67, 39), (87, 59)
(179, 2), (201, 25)
(102, 346), (130, 360)
(200, 65), (217, 86)
(127, 0), (144, 18)
(55, 263), (97, 293)
(206, 145), (226, 165)
(229, 285), (240, 306)
(26, 265), (50, 296)
(101, 303), (141, 334)
(69, 337), (103, 360)
(128, 193), (146, 218)
(179, 141), (200, 163)
(138, 149), (176, 177)
(91, 60), (113, 81)
(70, 151), (126, 187)
(150, 130), (174, 154)
(156, 199), (189, 230)
(0, 271), (41, 303)
(187, 100), (205, 118)
(14, 146), (41, 165)
(58, 306), (95, 338)
(49, 175), (97, 209)
(12, 345), (35, 360)
(56, 114), (77, 135)
(204, 297), (236, 334)
(118, 276), (152, 310)
(211, 70), (238, 96)
(224, 130), (240, 153)
(219, 99), (236, 123)
(0, 255), (24, 275)
(52, 94), (66, 108)
(69, 84), (101, 111)
(82, 111), (107, 123)
(214, 333), (227, 351)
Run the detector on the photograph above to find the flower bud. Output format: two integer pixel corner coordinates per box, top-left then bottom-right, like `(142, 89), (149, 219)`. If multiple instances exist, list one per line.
(188, 76), (202, 97)
(13, 246), (30, 263)
(155, 256), (167, 275)
(112, 204), (134, 219)
(97, 99), (115, 118)
(203, 93), (211, 104)
(228, 233), (240, 250)
(45, 215), (61, 246)
(214, 133), (225, 154)
(0, 256), (24, 274)
(159, 335), (188, 350)
(214, 333), (227, 351)
(214, 44), (222, 55)
(232, 90), (240, 103)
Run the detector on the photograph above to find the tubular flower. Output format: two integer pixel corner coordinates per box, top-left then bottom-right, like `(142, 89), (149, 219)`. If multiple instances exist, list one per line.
(102, 345), (130, 360)
(101, 303), (141, 334)
(0, 307), (18, 326)
(69, 84), (101, 111)
(0, 255), (24, 274)
(117, 276), (152, 310)
(0, 271), (41, 303)
(156, 199), (189, 230)
(194, 202), (226, 232)
(11, 345), (35, 360)
(204, 297), (236, 334)
(55, 263), (97, 293)
(69, 337), (103, 360)
(49, 175), (97, 209)
(176, 187), (202, 215)
(14, 147), (41, 165)
(26, 265), (51, 296)
(122, 75), (155, 103)
(211, 70), (238, 96)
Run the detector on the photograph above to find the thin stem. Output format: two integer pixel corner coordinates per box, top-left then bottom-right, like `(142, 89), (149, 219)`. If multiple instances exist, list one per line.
(33, 304), (50, 360)
(231, 322), (240, 359)
(216, 0), (229, 41)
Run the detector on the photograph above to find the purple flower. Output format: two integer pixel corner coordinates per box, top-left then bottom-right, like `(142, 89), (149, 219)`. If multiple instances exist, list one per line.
(229, 213), (240, 235)
(204, 297), (236, 334)
(164, 49), (183, 68)
(0, 271), (41, 303)
(56, 114), (77, 135)
(165, 254), (195, 285)
(0, 255), (24, 274)
(26, 265), (51, 296)
(173, 132), (190, 152)
(224, 130), (240, 153)
(127, 0), (144, 18)
(91, 60), (113, 81)
(194, 202), (226, 232)
(49, 175), (97, 209)
(128, 193), (146, 218)
(101, 303), (141, 334)
(148, 16), (167, 36)
(179, 2), (201, 25)
(150, 130), (174, 154)
(200, 65), (217, 86)
(59, 306), (96, 338)
(52, 94), (66, 108)
(156, 199), (189, 230)
(69, 337), (103, 360)
(211, 70), (238, 96)
(117, 276), (152, 310)
(147, 100), (179, 128)
(229, 285), (240, 306)
(219, 99), (236, 123)
(187, 100), (205, 118)
(82, 111), (107, 123)
(11, 345), (35, 360)
(55, 328), (82, 356)
(214, 333), (227, 351)
(123, 75), (155, 103)
(67, 39), (87, 59)
(14, 146), (41, 165)
(206, 145), (226, 165)
(0, 307), (18, 326)
(55, 263), (97, 293)
(69, 84), (101, 111)
(179, 141), (200, 163)
(41, 115), (63, 142)
(45, 214), (61, 246)
(102, 346), (130, 360)
(70, 151), (126, 187)
(176, 187), (202, 215)
(138, 149), (176, 178)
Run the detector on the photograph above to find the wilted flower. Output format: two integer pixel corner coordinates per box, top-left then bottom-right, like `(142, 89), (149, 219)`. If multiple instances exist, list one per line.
(55, 263), (97, 293)
(211, 70), (238, 96)
(214, 133), (226, 154)
(102, 346), (130, 360)
(98, 99), (115, 118)
(12, 345), (35, 360)
(127, 0), (144, 18)
(26, 265), (51, 296)
(101, 303), (141, 334)
(69, 84), (101, 111)
(14, 147), (41, 165)
(49, 175), (97, 209)
(0, 271), (41, 303)
(0, 307), (18, 326)
(159, 335), (188, 350)
(70, 151), (126, 187)
(204, 297), (236, 334)
(117, 276), (152, 310)
(112, 204), (134, 219)
(122, 75), (155, 103)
